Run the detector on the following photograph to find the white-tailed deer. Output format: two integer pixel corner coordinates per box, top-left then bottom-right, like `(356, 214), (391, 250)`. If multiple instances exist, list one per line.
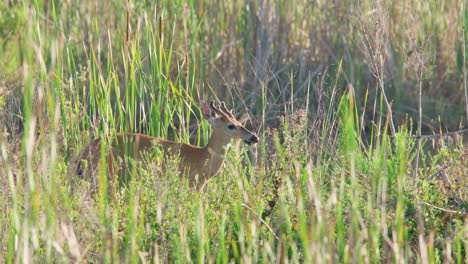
(76, 100), (258, 191)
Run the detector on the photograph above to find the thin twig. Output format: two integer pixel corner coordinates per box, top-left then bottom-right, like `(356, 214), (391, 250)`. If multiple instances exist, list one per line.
(420, 201), (466, 215)
(241, 203), (280, 241)
(462, 2), (468, 128)
(440, 171), (464, 206)
(357, 14), (396, 138)
(414, 65), (423, 185)
(394, 128), (468, 139)
(425, 155), (464, 182)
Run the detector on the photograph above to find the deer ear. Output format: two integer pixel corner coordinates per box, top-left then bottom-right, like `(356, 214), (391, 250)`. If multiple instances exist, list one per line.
(201, 102), (217, 121)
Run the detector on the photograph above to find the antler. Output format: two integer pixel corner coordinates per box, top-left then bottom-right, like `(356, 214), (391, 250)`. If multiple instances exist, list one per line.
(220, 102), (235, 118)
(210, 100), (228, 118)
(210, 100), (235, 119)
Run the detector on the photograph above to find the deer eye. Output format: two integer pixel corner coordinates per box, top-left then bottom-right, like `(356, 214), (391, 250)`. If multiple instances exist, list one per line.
(227, 124), (236, 130)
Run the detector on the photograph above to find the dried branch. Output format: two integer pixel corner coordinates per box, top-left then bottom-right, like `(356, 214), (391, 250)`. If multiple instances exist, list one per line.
(394, 128), (468, 139)
(420, 201), (466, 215)
(241, 203), (280, 241)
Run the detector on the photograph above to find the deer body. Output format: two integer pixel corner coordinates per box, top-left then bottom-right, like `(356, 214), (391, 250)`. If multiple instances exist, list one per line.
(76, 101), (258, 190)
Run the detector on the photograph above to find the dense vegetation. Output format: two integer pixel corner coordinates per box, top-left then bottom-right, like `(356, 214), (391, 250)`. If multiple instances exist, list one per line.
(0, 0), (466, 262)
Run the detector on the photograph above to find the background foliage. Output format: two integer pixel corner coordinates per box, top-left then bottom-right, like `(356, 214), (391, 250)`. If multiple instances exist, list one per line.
(0, 0), (466, 262)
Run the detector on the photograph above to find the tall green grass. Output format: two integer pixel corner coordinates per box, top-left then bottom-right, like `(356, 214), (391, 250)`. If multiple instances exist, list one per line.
(0, 0), (466, 262)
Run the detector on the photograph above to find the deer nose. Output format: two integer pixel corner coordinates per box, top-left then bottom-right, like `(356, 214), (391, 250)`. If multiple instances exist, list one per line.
(251, 135), (259, 143)
(245, 134), (259, 145)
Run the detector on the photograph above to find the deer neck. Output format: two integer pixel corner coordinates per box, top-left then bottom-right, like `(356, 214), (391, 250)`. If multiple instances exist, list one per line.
(200, 131), (231, 181)
(205, 131), (231, 160)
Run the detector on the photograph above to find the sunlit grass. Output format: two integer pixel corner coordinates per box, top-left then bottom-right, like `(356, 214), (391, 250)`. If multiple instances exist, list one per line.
(0, 0), (466, 262)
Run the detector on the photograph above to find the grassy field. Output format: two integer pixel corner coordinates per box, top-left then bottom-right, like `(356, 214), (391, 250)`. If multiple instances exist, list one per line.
(0, 0), (467, 262)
